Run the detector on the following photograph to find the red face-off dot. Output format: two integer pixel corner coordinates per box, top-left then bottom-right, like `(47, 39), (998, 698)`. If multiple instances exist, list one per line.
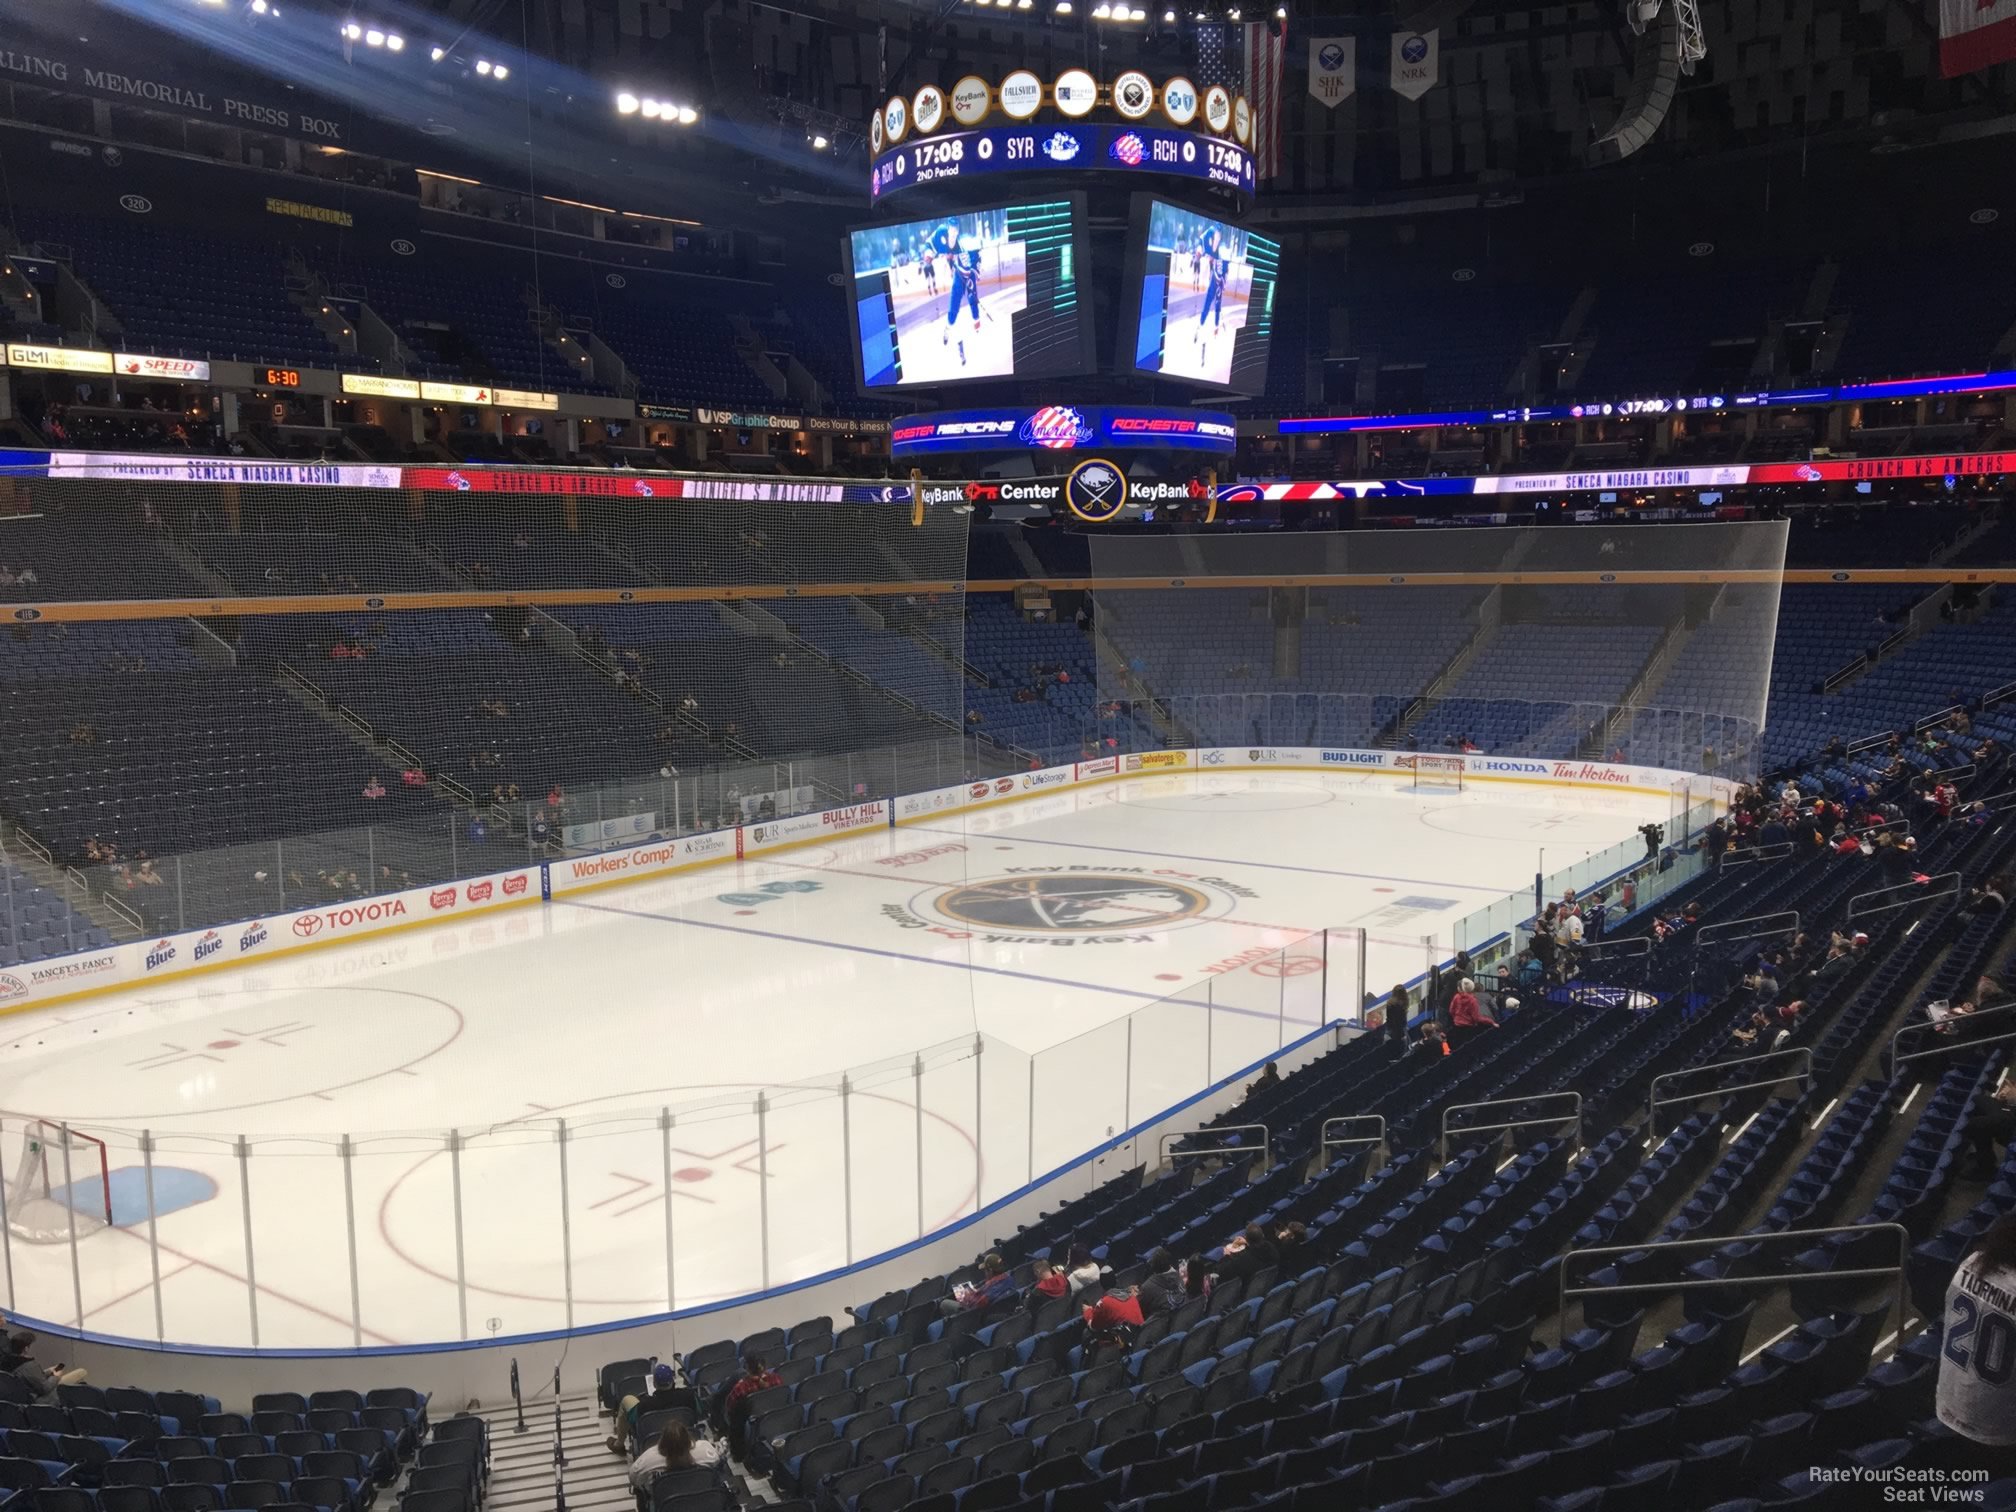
(208, 1040), (241, 1050)
(673, 1167), (712, 1183)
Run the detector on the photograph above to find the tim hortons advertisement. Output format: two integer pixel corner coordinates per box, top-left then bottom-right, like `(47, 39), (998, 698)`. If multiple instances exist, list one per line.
(549, 829), (736, 894)
(738, 800), (892, 857)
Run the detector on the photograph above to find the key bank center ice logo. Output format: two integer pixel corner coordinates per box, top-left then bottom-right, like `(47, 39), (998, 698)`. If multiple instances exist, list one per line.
(884, 867), (1256, 946)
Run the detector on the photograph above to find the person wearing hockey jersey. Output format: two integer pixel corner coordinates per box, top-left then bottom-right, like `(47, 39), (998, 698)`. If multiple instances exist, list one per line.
(917, 233), (938, 295)
(1197, 226), (1229, 339)
(935, 221), (984, 364)
(1938, 1210), (2016, 1444)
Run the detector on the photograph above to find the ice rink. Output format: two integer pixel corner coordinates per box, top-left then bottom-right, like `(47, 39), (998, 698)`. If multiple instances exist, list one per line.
(0, 768), (1673, 1349)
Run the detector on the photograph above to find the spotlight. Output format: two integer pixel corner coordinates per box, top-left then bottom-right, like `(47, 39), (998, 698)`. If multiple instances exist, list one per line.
(1164, 5), (1175, 14)
(640, 98), (661, 118)
(430, 45), (445, 60)
(385, 33), (403, 50)
(811, 133), (829, 149)
(1227, 5), (1240, 17)
(492, 64), (507, 78)
(1056, 1), (1072, 12)
(616, 91), (639, 114)
(676, 105), (697, 124)
(1274, 3), (1284, 13)
(475, 58), (492, 74)
(364, 28), (384, 46)
(340, 20), (362, 39)
(1092, 2), (1110, 16)
(250, 0), (268, 12)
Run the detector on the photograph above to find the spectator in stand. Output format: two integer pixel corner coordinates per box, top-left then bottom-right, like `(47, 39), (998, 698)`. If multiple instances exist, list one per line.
(627, 1420), (719, 1493)
(1449, 977), (1495, 1049)
(720, 1356), (781, 1440)
(1409, 1020), (1449, 1058)
(361, 776), (387, 800)
(1243, 1061), (1280, 1103)
(606, 1362), (691, 1454)
(134, 860), (163, 887)
(1938, 1212), (2016, 1445)
(1138, 1249), (1184, 1316)
(1213, 1224), (1279, 1287)
(942, 1252), (1017, 1315)
(1027, 1256), (1070, 1308)
(1963, 876), (2008, 916)
(1063, 1243), (1103, 1297)
(1380, 983), (1411, 1034)
(1962, 1079), (2016, 1180)
(402, 767), (427, 787)
(6, 1332), (84, 1395)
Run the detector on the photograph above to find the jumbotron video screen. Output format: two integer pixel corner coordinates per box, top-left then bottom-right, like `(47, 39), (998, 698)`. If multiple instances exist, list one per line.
(845, 197), (1092, 389)
(1127, 197), (1281, 394)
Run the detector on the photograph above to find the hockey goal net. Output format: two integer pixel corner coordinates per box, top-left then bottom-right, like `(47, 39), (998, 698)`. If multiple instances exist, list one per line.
(6, 1120), (113, 1243)
(1409, 755), (1467, 792)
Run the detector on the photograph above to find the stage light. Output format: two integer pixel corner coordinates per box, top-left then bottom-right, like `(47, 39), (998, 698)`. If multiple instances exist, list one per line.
(475, 58), (492, 74)
(250, 0), (268, 12)
(639, 97), (661, 118)
(340, 20), (362, 39)
(1274, 4), (1284, 13)
(616, 92), (639, 114)
(1056, 1), (1072, 12)
(811, 133), (829, 149)
(1093, 3), (1110, 16)
(1018, 0), (1033, 8)
(430, 45), (446, 60)
(364, 28), (384, 46)
(1164, 5), (1176, 15)
(676, 105), (697, 124)
(492, 64), (507, 78)
(385, 33), (403, 50)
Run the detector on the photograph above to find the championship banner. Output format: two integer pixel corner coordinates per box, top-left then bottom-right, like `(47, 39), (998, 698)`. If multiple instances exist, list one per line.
(1390, 29), (1438, 100)
(1309, 37), (1356, 107)
(1941, 0), (2016, 74)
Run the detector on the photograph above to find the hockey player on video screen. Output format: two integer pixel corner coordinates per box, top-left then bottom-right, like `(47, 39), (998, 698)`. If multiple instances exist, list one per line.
(1198, 226), (1228, 340)
(936, 221), (985, 365)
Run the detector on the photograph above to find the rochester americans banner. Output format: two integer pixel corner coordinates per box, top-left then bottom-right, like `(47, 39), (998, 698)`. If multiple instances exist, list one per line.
(1941, 0), (2016, 74)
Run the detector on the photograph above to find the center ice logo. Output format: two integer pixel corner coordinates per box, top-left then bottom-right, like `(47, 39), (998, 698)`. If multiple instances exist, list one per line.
(932, 873), (1214, 933)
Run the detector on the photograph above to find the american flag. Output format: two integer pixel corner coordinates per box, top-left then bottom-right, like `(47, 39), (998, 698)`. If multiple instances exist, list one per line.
(1194, 22), (1234, 90)
(1196, 23), (1285, 180)
(1243, 20), (1285, 180)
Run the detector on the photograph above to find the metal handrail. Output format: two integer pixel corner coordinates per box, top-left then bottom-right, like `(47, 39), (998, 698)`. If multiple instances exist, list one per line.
(1718, 842), (1794, 871)
(1847, 872), (1962, 920)
(1439, 1091), (1582, 1164)
(1557, 1220), (1910, 1349)
(1695, 909), (1800, 949)
(1159, 1123), (1269, 1170)
(1649, 1045), (1813, 1134)
(1574, 935), (1653, 962)
(1320, 1114), (1387, 1155)
(1890, 999), (2016, 1078)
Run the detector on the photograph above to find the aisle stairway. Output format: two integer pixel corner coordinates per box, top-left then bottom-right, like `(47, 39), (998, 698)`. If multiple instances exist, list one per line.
(465, 1389), (768, 1512)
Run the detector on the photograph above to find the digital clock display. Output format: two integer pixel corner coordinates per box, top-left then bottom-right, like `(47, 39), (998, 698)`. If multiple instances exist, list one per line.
(261, 368), (302, 388)
(870, 124), (1255, 205)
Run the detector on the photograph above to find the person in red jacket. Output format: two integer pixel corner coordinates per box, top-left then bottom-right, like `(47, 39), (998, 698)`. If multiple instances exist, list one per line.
(1448, 977), (1494, 1050)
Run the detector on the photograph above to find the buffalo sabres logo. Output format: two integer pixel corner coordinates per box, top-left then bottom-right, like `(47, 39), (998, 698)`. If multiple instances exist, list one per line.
(934, 874), (1212, 933)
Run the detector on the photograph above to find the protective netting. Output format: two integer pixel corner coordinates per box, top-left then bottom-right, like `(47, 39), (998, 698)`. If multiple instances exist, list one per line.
(1084, 521), (1789, 779)
(0, 472), (987, 939)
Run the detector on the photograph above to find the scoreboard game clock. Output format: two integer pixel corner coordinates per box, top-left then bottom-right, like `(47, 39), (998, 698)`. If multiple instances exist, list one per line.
(867, 70), (1258, 207)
